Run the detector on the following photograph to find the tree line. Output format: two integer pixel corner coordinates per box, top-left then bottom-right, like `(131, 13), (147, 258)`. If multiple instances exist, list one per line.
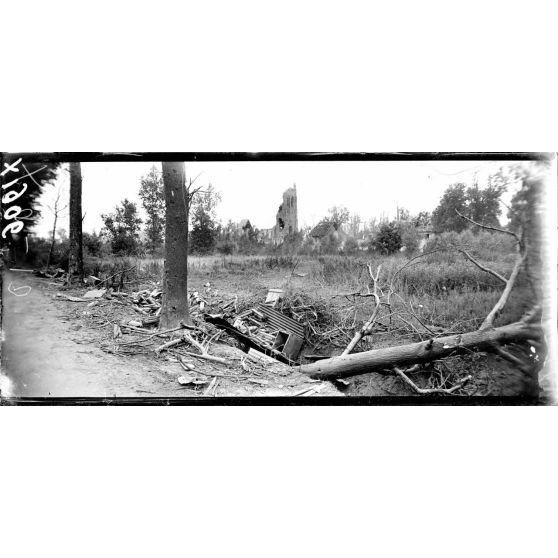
(1, 160), (540, 267)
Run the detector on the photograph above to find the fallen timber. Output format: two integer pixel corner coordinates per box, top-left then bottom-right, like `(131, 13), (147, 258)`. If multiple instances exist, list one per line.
(298, 311), (542, 381)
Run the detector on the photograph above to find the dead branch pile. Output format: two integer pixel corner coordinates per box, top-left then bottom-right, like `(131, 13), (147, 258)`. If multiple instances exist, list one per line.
(276, 292), (355, 350)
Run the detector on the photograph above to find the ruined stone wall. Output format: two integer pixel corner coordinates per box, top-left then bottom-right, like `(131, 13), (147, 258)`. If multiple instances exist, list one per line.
(273, 185), (298, 244)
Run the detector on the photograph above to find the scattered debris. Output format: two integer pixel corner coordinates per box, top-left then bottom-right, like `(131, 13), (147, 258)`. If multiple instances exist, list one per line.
(57, 294), (89, 302)
(221, 302), (305, 362)
(178, 374), (209, 386)
(84, 275), (101, 286)
(265, 288), (284, 307)
(33, 268), (66, 279)
(291, 384), (327, 396)
(247, 348), (277, 365)
(83, 288), (107, 299)
(248, 378), (269, 386)
(203, 376), (219, 396)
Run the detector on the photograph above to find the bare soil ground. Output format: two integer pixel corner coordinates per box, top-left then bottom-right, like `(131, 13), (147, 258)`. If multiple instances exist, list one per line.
(0, 270), (342, 398)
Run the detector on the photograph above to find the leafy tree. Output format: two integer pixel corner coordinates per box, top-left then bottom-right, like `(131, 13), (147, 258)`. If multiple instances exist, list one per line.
(101, 198), (143, 255)
(373, 221), (402, 254)
(412, 211), (431, 228)
(431, 183), (468, 232)
(505, 163), (544, 233)
(138, 165), (165, 253)
(432, 180), (506, 233)
(398, 221), (420, 253)
(190, 184), (221, 254)
(238, 225), (262, 255)
(83, 231), (105, 258)
(466, 179), (506, 228)
(397, 206), (410, 221)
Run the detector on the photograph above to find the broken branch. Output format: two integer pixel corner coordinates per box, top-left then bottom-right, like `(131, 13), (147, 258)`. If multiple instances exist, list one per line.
(299, 311), (541, 380)
(480, 252), (525, 330)
(393, 366), (472, 395)
(455, 209), (521, 243)
(458, 250), (507, 284)
(342, 264), (382, 356)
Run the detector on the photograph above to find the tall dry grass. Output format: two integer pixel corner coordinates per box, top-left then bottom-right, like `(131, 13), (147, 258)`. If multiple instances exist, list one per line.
(85, 228), (532, 336)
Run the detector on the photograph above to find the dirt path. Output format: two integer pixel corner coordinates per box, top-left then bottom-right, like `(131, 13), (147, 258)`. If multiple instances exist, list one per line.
(1, 270), (341, 399)
(1, 271), (181, 397)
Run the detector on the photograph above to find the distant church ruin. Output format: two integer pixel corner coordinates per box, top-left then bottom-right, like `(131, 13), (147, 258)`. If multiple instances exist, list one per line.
(272, 185), (298, 244)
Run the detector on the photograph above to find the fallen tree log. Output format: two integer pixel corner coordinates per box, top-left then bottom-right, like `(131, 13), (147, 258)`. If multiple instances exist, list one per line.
(298, 310), (542, 380)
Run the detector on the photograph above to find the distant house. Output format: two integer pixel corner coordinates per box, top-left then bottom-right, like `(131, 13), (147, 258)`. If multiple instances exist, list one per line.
(309, 220), (349, 252)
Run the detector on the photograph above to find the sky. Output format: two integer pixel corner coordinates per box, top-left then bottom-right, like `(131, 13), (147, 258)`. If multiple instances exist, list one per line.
(33, 159), (523, 238)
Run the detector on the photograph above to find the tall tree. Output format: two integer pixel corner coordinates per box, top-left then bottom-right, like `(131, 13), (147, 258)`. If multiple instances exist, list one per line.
(138, 165), (165, 253)
(160, 162), (191, 329)
(432, 180), (506, 233)
(412, 211), (431, 228)
(190, 183), (221, 254)
(101, 199), (143, 255)
(347, 212), (361, 237)
(45, 183), (68, 270)
(69, 162), (84, 281)
(466, 180), (506, 228)
(396, 206), (410, 221)
(431, 183), (468, 232)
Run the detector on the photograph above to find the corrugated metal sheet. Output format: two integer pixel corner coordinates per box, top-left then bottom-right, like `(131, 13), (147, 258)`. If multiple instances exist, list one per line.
(256, 303), (305, 338)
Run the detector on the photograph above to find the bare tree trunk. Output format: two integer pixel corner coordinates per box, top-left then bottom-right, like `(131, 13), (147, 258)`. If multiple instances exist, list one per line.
(299, 310), (542, 380)
(160, 161), (191, 329)
(46, 213), (58, 271)
(68, 162), (84, 282)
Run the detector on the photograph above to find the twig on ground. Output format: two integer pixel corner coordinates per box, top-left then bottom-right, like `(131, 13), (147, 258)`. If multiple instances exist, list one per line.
(155, 337), (185, 354)
(204, 377), (218, 396)
(393, 366), (472, 395)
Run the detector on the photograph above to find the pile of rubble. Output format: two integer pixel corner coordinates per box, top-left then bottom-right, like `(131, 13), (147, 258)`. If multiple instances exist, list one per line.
(39, 273), (345, 396)
(49, 273), (312, 366)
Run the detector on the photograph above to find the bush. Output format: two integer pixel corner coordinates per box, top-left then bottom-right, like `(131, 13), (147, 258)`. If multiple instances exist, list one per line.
(398, 222), (421, 253)
(343, 237), (359, 255)
(373, 222), (402, 254)
(216, 240), (235, 256)
(83, 232), (105, 258)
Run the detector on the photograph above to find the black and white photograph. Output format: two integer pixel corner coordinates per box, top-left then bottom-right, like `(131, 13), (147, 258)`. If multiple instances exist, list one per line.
(1, 153), (555, 403)
(2, 3), (558, 557)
